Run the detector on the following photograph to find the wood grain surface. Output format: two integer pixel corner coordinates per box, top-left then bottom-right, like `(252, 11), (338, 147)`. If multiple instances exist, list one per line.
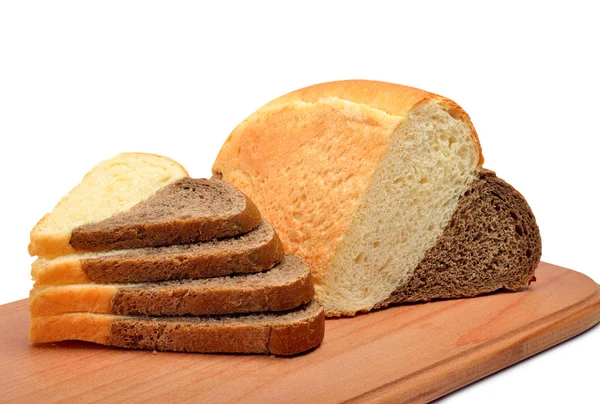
(1, 262), (599, 404)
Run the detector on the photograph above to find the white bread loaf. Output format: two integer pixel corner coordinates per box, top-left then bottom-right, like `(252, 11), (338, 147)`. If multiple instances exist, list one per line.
(29, 153), (189, 258)
(213, 80), (485, 316)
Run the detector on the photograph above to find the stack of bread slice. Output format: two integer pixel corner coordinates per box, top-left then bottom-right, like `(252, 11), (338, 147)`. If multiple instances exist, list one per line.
(28, 153), (325, 356)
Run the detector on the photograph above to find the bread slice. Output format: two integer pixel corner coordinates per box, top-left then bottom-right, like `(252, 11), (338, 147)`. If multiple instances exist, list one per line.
(68, 177), (261, 253)
(29, 300), (325, 355)
(29, 153), (189, 258)
(213, 80), (486, 315)
(31, 220), (284, 286)
(30, 255), (313, 317)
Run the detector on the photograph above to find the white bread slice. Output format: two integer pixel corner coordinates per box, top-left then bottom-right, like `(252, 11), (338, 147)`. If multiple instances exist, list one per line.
(29, 153), (189, 258)
(213, 80), (484, 316)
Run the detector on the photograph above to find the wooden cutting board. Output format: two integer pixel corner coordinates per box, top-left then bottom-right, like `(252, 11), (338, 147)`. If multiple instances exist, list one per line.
(1, 262), (599, 404)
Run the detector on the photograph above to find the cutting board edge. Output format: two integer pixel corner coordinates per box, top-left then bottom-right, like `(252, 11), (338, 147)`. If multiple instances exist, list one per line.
(351, 279), (600, 404)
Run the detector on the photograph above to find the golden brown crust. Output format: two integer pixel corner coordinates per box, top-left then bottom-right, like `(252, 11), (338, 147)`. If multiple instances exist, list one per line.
(215, 80), (483, 169)
(264, 80), (430, 115)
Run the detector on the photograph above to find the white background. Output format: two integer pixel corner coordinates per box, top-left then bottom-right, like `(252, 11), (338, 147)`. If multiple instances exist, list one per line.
(1, 1), (598, 402)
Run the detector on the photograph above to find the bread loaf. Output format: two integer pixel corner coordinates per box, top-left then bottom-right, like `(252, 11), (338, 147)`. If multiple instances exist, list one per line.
(213, 80), (541, 316)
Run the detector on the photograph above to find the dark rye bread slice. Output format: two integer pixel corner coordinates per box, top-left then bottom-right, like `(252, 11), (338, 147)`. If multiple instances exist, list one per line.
(30, 300), (325, 355)
(30, 255), (314, 317)
(69, 178), (262, 252)
(32, 220), (284, 285)
(377, 169), (542, 308)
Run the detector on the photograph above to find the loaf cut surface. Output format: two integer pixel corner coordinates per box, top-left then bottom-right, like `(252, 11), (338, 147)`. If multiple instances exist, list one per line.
(32, 220), (284, 285)
(378, 169), (541, 306)
(29, 153), (189, 258)
(30, 255), (313, 317)
(70, 178), (262, 252)
(29, 300), (325, 355)
(213, 80), (485, 315)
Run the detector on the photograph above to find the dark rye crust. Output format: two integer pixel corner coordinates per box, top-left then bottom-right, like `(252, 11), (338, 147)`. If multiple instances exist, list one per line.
(107, 301), (325, 355)
(70, 178), (262, 252)
(110, 256), (314, 316)
(377, 169), (542, 308)
(79, 220), (285, 284)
